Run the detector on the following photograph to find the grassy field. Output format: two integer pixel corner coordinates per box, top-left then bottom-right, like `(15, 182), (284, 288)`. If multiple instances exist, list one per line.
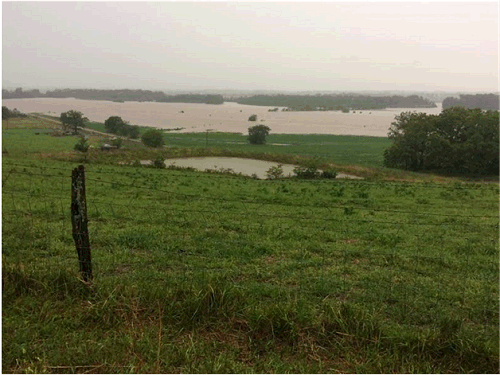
(80, 118), (391, 167)
(159, 132), (391, 168)
(5, 117), (480, 182)
(2, 116), (499, 373)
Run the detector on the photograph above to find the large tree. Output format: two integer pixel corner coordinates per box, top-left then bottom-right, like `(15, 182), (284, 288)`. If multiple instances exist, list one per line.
(60, 110), (86, 134)
(384, 107), (499, 176)
(248, 124), (271, 145)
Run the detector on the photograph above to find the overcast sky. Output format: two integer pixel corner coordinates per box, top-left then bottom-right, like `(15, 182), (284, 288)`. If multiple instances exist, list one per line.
(2, 1), (498, 92)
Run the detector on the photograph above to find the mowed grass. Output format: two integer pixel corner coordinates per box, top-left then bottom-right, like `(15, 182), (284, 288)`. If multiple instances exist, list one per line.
(2, 116), (499, 373)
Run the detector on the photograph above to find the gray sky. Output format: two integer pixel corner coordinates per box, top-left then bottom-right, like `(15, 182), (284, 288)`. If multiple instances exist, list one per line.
(2, 1), (498, 92)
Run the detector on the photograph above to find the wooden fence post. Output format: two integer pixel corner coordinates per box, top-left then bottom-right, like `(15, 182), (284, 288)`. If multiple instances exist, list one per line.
(71, 165), (92, 282)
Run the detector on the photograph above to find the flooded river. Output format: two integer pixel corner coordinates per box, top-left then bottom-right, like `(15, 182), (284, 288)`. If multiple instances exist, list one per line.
(3, 98), (442, 137)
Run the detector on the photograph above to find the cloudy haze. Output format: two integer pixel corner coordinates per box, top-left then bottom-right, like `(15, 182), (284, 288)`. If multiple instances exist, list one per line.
(2, 1), (498, 92)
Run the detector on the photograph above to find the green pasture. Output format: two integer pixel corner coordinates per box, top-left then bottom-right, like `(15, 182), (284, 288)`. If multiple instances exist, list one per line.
(3, 128), (78, 156)
(83, 119), (391, 168)
(2, 115), (499, 373)
(2, 157), (499, 373)
(162, 132), (391, 168)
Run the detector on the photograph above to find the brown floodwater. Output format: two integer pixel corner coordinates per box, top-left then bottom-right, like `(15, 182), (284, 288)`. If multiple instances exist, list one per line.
(2, 98), (442, 137)
(144, 157), (363, 180)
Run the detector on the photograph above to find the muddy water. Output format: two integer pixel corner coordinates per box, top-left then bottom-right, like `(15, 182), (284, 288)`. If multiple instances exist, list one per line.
(3, 98), (442, 137)
(158, 157), (362, 179)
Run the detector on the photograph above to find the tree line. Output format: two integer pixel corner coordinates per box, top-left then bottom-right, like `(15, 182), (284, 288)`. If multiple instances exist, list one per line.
(442, 93), (499, 111)
(235, 94), (437, 111)
(2, 88), (223, 105)
(2, 106), (28, 120)
(383, 107), (499, 176)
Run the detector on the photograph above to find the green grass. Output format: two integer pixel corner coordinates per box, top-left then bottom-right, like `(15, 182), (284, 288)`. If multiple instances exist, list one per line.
(82, 120), (390, 167)
(2, 128), (79, 156)
(2, 117), (499, 373)
(162, 132), (391, 167)
(2, 157), (499, 373)
(84, 121), (107, 133)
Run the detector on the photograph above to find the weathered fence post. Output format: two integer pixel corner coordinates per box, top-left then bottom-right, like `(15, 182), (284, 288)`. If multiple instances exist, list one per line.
(71, 165), (92, 282)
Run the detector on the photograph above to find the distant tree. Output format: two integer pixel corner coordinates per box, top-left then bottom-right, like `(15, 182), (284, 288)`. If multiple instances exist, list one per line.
(248, 114), (258, 121)
(60, 110), (85, 134)
(104, 116), (126, 134)
(104, 116), (140, 138)
(141, 129), (164, 148)
(248, 124), (270, 145)
(2, 106), (12, 129)
(442, 94), (499, 110)
(2, 106), (12, 120)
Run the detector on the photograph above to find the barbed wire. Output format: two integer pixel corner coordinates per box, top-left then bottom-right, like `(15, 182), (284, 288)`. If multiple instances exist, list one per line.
(3, 160), (499, 190)
(3, 185), (498, 230)
(3, 168), (497, 220)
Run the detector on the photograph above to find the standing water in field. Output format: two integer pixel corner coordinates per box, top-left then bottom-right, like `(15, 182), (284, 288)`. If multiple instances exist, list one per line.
(3, 98), (442, 137)
(147, 157), (363, 179)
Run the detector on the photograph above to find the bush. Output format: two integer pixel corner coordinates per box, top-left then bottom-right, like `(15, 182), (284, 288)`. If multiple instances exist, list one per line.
(292, 158), (336, 179)
(266, 164), (284, 180)
(74, 136), (89, 152)
(293, 165), (320, 179)
(141, 129), (164, 148)
(128, 125), (141, 139)
(152, 158), (166, 169)
(248, 114), (257, 121)
(321, 168), (337, 179)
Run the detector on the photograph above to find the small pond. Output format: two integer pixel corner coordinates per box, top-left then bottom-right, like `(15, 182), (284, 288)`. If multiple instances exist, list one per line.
(142, 157), (362, 180)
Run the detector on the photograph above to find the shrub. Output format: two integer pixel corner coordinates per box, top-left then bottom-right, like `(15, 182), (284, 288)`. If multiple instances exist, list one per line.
(292, 158), (336, 179)
(266, 164), (284, 180)
(74, 136), (90, 152)
(128, 125), (141, 139)
(293, 165), (320, 179)
(141, 129), (164, 148)
(321, 168), (337, 179)
(248, 114), (257, 121)
(152, 158), (166, 169)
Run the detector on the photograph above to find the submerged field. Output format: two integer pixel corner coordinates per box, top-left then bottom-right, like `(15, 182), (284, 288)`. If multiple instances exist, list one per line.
(2, 117), (499, 373)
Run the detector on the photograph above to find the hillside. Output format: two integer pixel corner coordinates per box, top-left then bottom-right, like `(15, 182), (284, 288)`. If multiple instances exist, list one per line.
(2, 116), (498, 373)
